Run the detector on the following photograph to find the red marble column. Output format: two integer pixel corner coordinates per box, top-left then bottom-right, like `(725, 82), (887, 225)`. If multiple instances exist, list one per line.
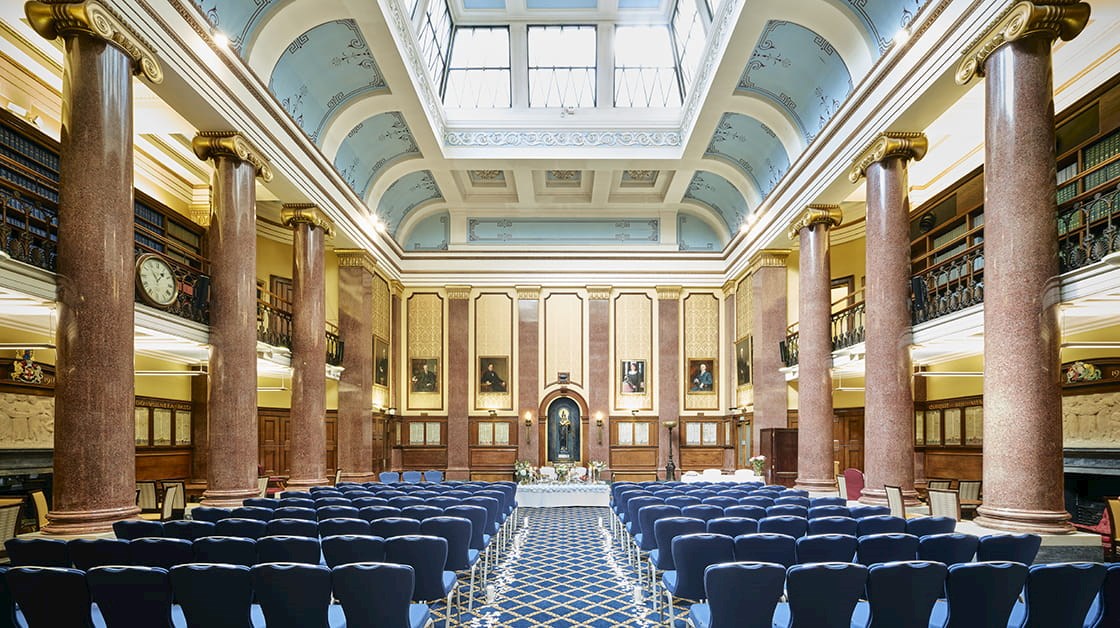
(957, 1), (1089, 534)
(517, 287), (541, 463)
(389, 286), (403, 472)
(193, 132), (272, 507)
(283, 206), (332, 489)
(657, 287), (681, 480)
(447, 287), (471, 480)
(336, 250), (376, 482)
(587, 287), (611, 465)
(190, 369), (208, 484)
(850, 133), (928, 506)
(790, 207), (842, 492)
(749, 251), (791, 455)
(26, 1), (162, 533)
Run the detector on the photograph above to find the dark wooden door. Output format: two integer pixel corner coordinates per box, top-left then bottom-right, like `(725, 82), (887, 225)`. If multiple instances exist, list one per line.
(833, 409), (864, 472)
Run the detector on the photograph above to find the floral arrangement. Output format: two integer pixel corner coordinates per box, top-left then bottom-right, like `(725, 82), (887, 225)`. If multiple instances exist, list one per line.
(555, 462), (572, 482)
(748, 454), (766, 476)
(589, 460), (607, 483)
(514, 459), (535, 484)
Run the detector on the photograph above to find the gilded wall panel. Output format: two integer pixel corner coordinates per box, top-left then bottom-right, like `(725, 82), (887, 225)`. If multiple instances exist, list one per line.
(0, 392), (53, 448)
(372, 274), (390, 340)
(406, 292), (444, 411)
(475, 292), (514, 411)
(684, 292), (720, 410)
(614, 292), (653, 411)
(543, 292), (585, 387)
(736, 276), (754, 406)
(736, 276), (750, 341)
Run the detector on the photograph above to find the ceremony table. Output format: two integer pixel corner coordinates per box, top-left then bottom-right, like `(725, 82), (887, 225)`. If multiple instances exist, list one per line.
(516, 483), (611, 507)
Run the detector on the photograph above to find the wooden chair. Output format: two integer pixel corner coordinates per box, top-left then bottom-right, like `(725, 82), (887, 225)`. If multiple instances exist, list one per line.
(958, 480), (982, 519)
(836, 474), (848, 500)
(137, 482), (159, 512)
(0, 503), (22, 558)
(139, 484), (179, 522)
(257, 477), (269, 498)
(29, 490), (49, 530)
(927, 478), (953, 490)
(884, 485), (918, 519)
(928, 488), (962, 521)
(1106, 497), (1120, 562)
(334, 469), (343, 485)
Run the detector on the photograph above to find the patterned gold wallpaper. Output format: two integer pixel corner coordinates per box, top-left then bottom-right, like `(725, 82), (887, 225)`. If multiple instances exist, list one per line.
(614, 292), (653, 411)
(543, 292), (585, 388)
(406, 292), (443, 411)
(372, 274), (390, 341)
(684, 292), (720, 411)
(475, 292), (514, 411)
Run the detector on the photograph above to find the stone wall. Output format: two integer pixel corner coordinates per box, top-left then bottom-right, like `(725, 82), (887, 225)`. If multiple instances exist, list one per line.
(1064, 391), (1120, 447)
(0, 392), (54, 449)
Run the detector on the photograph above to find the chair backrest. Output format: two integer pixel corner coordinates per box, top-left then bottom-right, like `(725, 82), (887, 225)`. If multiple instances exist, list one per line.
(138, 481), (159, 510)
(5, 537), (70, 567)
(214, 517), (269, 539)
(332, 562), (421, 628)
(738, 496), (774, 508)
(384, 535), (450, 602)
(680, 504), (723, 523)
(317, 505), (362, 522)
(88, 565), (174, 628)
(725, 504), (767, 521)
(857, 533), (920, 566)
(917, 533), (978, 566)
(321, 534), (386, 568)
(842, 469), (865, 501)
(638, 504), (682, 550)
(856, 515), (906, 536)
(808, 516), (858, 537)
(766, 504), (809, 519)
(257, 476), (269, 498)
(1095, 563), (1120, 628)
(421, 516), (474, 571)
(976, 533), (1041, 564)
(942, 562), (1028, 628)
(884, 485), (906, 518)
(703, 496), (740, 509)
(927, 489), (961, 521)
(808, 505), (850, 519)
(266, 517), (319, 538)
(796, 534), (858, 564)
(0, 566), (14, 628)
(170, 563), (255, 628)
(539, 467), (557, 480)
(785, 562), (869, 628)
(704, 561), (786, 628)
(69, 538), (131, 571)
(313, 497), (352, 508)
(279, 498), (316, 509)
(113, 518), (165, 540)
(669, 533), (736, 601)
(192, 535), (257, 566)
(252, 563), (333, 628)
(927, 478), (953, 490)
(774, 496), (810, 507)
(189, 506), (229, 523)
(424, 470), (444, 482)
(29, 490), (48, 529)
(129, 537), (194, 570)
(370, 516), (422, 538)
(400, 505), (444, 521)
(319, 517), (372, 537)
(273, 506), (317, 521)
(256, 535), (322, 565)
(849, 505), (892, 519)
(836, 474), (848, 499)
(957, 480), (981, 501)
(1020, 562), (1106, 628)
(810, 497), (848, 508)
(906, 515), (957, 537)
(358, 505), (403, 522)
(401, 471), (424, 483)
(164, 519), (217, 541)
(864, 561), (948, 628)
(379, 471), (400, 483)
(7, 566), (93, 627)
(758, 515), (808, 538)
(706, 516), (759, 538)
(651, 516), (707, 570)
(733, 532), (797, 567)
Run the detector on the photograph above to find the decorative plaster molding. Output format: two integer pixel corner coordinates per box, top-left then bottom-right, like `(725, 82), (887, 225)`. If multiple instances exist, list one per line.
(848, 132), (929, 183)
(26, 0), (162, 83)
(956, 1), (1090, 85)
(192, 131), (274, 182)
(586, 286), (612, 300)
(335, 249), (378, 276)
(516, 285), (541, 300)
(748, 249), (792, 275)
(390, 280), (405, 297)
(721, 280), (737, 297)
(656, 286), (682, 300)
(788, 205), (843, 240)
(281, 203), (334, 236)
(445, 130), (681, 149)
(445, 285), (472, 300)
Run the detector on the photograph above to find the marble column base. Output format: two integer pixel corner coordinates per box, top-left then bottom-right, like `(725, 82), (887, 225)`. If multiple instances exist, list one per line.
(285, 477), (330, 490)
(201, 488), (259, 508)
(795, 477), (836, 492)
(339, 472), (376, 483)
(43, 504), (140, 536)
(975, 504), (1074, 535)
(858, 487), (921, 507)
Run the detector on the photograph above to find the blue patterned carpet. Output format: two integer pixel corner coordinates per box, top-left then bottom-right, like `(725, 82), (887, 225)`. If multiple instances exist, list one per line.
(442, 506), (661, 627)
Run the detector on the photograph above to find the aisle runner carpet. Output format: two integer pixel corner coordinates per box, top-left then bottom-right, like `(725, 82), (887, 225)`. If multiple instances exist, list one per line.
(448, 506), (661, 627)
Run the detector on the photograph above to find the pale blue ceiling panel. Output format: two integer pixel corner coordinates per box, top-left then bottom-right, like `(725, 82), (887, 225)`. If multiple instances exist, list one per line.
(618, 0), (661, 8)
(463, 0), (506, 8)
(378, 171), (444, 235)
(843, 0), (929, 53)
(466, 218), (658, 245)
(683, 171), (749, 234)
(705, 112), (790, 198)
(526, 0), (597, 9)
(270, 20), (388, 143)
(678, 214), (723, 251)
(333, 112), (421, 199)
(404, 211), (450, 250)
(736, 21), (853, 142)
(191, 0), (279, 53)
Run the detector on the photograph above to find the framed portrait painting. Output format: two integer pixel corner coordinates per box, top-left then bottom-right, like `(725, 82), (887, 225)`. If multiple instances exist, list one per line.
(409, 358), (439, 393)
(374, 338), (389, 387)
(736, 337), (751, 387)
(478, 356), (509, 393)
(620, 359), (646, 394)
(688, 358), (716, 393)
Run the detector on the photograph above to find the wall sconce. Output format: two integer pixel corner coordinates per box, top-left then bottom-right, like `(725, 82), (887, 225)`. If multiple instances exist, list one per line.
(523, 411), (533, 443)
(595, 412), (604, 445)
(631, 409), (638, 417)
(488, 409), (497, 418)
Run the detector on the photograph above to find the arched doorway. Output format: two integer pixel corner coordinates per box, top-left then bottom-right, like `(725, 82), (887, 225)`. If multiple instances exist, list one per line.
(538, 390), (589, 464)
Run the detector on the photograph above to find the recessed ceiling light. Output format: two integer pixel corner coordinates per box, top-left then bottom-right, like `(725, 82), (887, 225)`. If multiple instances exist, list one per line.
(893, 28), (911, 46)
(212, 31), (229, 48)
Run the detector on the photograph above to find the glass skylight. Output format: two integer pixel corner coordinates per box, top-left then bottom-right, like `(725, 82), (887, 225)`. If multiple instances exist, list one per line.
(614, 25), (681, 107)
(417, 0), (454, 87)
(671, 0), (707, 89)
(444, 27), (511, 108)
(528, 25), (597, 108)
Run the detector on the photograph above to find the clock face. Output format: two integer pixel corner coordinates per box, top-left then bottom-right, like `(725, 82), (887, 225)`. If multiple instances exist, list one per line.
(137, 255), (178, 307)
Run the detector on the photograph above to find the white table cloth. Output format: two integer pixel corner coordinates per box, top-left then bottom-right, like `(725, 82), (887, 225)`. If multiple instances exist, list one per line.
(681, 473), (760, 483)
(516, 483), (611, 507)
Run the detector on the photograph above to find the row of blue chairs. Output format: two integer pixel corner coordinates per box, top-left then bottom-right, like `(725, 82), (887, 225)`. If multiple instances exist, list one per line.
(679, 559), (1115, 628)
(377, 470), (443, 483)
(0, 561), (433, 628)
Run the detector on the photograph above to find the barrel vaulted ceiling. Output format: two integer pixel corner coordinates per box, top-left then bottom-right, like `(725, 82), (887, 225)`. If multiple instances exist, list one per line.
(187, 0), (928, 251)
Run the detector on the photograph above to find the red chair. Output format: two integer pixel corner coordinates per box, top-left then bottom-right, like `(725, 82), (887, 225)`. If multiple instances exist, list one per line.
(842, 468), (864, 501)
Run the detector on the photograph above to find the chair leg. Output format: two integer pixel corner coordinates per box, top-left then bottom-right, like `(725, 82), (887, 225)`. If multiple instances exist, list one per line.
(467, 564), (477, 612)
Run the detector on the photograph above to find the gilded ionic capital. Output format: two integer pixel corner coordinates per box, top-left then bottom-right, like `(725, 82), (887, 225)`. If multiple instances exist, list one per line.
(281, 204), (334, 236)
(848, 133), (928, 183)
(25, 0), (162, 83)
(788, 205), (842, 240)
(586, 285), (612, 300)
(192, 131), (274, 182)
(516, 285), (541, 300)
(956, 1), (1090, 85)
(446, 285), (472, 300)
(656, 285), (682, 300)
(335, 249), (378, 276)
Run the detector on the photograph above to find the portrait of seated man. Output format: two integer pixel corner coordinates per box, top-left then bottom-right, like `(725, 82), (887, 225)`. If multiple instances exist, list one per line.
(689, 359), (714, 392)
(480, 359), (507, 392)
(410, 359), (438, 393)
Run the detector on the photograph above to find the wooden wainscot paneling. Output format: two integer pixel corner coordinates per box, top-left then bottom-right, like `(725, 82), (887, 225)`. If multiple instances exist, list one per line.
(924, 449), (982, 481)
(136, 449), (191, 481)
(471, 472), (514, 481)
(401, 448), (448, 469)
(610, 448), (658, 468)
(680, 448), (724, 471)
(469, 447), (518, 468)
(612, 471), (659, 482)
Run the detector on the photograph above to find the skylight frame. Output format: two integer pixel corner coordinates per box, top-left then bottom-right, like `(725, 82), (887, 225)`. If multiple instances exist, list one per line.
(613, 24), (683, 108)
(443, 25), (513, 108)
(526, 24), (599, 109)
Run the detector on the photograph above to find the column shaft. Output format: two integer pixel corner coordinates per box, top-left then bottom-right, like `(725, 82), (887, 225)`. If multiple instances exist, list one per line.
(518, 295), (540, 461)
(795, 222), (837, 492)
(337, 261), (374, 482)
(447, 297), (470, 479)
(46, 32), (139, 533)
(658, 296), (680, 479)
(751, 259), (789, 450)
(587, 296), (610, 464)
(286, 222), (328, 488)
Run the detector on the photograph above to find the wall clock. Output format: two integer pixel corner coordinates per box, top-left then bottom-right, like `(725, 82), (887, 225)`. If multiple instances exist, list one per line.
(136, 253), (179, 308)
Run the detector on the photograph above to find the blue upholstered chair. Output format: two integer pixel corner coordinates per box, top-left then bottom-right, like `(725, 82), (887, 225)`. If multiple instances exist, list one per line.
(214, 517), (268, 539)
(88, 565), (175, 628)
(389, 496), (425, 509)
(808, 516), (858, 537)
(332, 562), (431, 628)
(230, 506), (273, 522)
(767, 504), (809, 519)
(810, 497), (848, 508)
(313, 497), (352, 508)
(265, 517), (319, 538)
(0, 566), (17, 628)
(1007, 562), (1105, 628)
(400, 505), (444, 522)
(7, 566), (93, 627)
(917, 533), (978, 566)
(688, 561), (785, 628)
(188, 506), (229, 523)
(370, 517), (422, 538)
(379, 471), (401, 483)
(1085, 562), (1120, 628)
(243, 498), (278, 509)
(773, 562), (868, 628)
(170, 563), (256, 628)
(251, 562), (341, 628)
(352, 497), (390, 508)
(661, 533), (736, 627)
(808, 505), (851, 519)
(702, 496), (740, 509)
(385, 535), (457, 627)
(850, 560), (947, 628)
(321, 534), (386, 568)
(856, 515), (906, 536)
(424, 470), (444, 483)
(738, 496), (775, 508)
(319, 517), (371, 537)
(164, 519), (216, 541)
(280, 491), (313, 499)
(758, 515), (809, 538)
(856, 533), (920, 566)
(278, 498), (316, 510)
(428, 497), (461, 511)
(906, 516), (957, 537)
(401, 471), (424, 483)
(422, 516), (481, 611)
(649, 516), (707, 588)
(723, 504), (767, 520)
(796, 534), (858, 564)
(68, 538), (130, 571)
(358, 505), (403, 522)
(778, 489), (810, 498)
(706, 516), (758, 538)
(112, 519), (164, 540)
(680, 504), (724, 523)
(666, 495), (702, 508)
(316, 505), (361, 521)
(976, 533), (1041, 564)
(255, 535), (321, 565)
(189, 535), (256, 569)
(733, 532), (797, 567)
(5, 537), (70, 567)
(273, 506), (317, 521)
(775, 496), (811, 508)
(129, 537), (194, 570)
(928, 561), (1028, 628)
(849, 505), (892, 519)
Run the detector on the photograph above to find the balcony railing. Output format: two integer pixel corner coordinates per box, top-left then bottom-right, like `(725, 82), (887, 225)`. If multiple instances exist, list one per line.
(780, 290), (865, 368)
(257, 288), (345, 367)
